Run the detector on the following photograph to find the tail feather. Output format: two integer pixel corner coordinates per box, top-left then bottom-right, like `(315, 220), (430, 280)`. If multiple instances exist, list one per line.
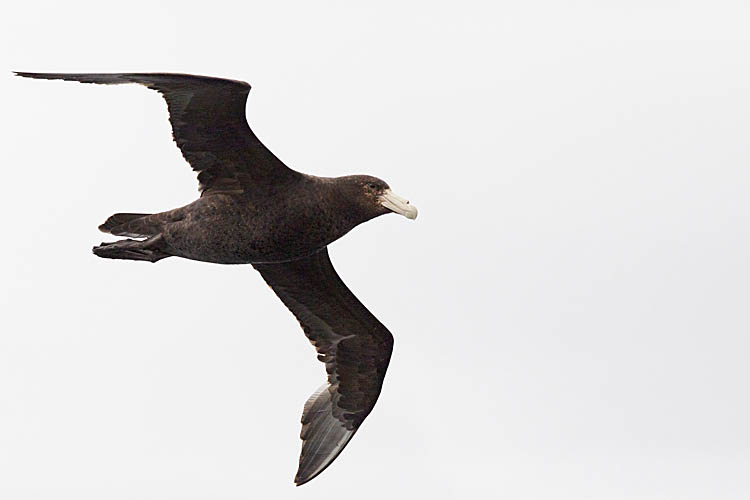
(99, 213), (150, 233)
(99, 212), (164, 238)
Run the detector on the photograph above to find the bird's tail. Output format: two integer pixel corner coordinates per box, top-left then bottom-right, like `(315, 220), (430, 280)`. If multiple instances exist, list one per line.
(99, 212), (158, 238)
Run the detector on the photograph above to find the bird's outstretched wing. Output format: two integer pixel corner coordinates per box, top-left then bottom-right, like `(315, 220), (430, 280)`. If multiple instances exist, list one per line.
(15, 72), (300, 195)
(253, 248), (394, 485)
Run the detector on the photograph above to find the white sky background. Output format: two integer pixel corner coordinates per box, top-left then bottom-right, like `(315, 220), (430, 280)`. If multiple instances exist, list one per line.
(1, 1), (750, 498)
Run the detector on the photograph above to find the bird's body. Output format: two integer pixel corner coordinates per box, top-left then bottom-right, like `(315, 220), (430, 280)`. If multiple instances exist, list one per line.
(100, 174), (387, 264)
(16, 71), (417, 485)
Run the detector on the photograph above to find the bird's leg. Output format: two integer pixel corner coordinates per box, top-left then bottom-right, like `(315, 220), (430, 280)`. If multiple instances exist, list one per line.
(92, 234), (171, 263)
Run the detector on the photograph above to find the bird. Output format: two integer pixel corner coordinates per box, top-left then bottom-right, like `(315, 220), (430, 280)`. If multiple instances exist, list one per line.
(15, 72), (417, 485)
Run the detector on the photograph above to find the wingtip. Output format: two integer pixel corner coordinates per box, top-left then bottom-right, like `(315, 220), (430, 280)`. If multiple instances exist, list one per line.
(294, 466), (331, 486)
(293, 464), (316, 486)
(294, 469), (319, 487)
(13, 71), (57, 80)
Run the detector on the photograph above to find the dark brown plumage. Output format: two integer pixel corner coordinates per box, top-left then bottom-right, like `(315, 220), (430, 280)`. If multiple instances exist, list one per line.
(254, 248), (394, 484)
(16, 72), (417, 485)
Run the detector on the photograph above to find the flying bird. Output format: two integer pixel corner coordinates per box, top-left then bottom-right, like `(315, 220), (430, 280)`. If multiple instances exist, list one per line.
(15, 72), (417, 485)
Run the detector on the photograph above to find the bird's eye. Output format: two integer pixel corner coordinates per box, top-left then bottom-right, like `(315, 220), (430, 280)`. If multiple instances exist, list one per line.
(367, 183), (377, 190)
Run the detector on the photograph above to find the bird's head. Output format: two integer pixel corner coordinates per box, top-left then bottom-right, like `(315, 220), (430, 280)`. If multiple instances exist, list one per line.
(337, 175), (418, 223)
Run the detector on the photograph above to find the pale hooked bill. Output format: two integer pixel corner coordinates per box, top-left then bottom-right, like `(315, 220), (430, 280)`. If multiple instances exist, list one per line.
(379, 189), (418, 219)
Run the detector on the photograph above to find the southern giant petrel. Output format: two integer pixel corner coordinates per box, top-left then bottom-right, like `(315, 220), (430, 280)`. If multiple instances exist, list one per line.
(15, 72), (418, 485)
